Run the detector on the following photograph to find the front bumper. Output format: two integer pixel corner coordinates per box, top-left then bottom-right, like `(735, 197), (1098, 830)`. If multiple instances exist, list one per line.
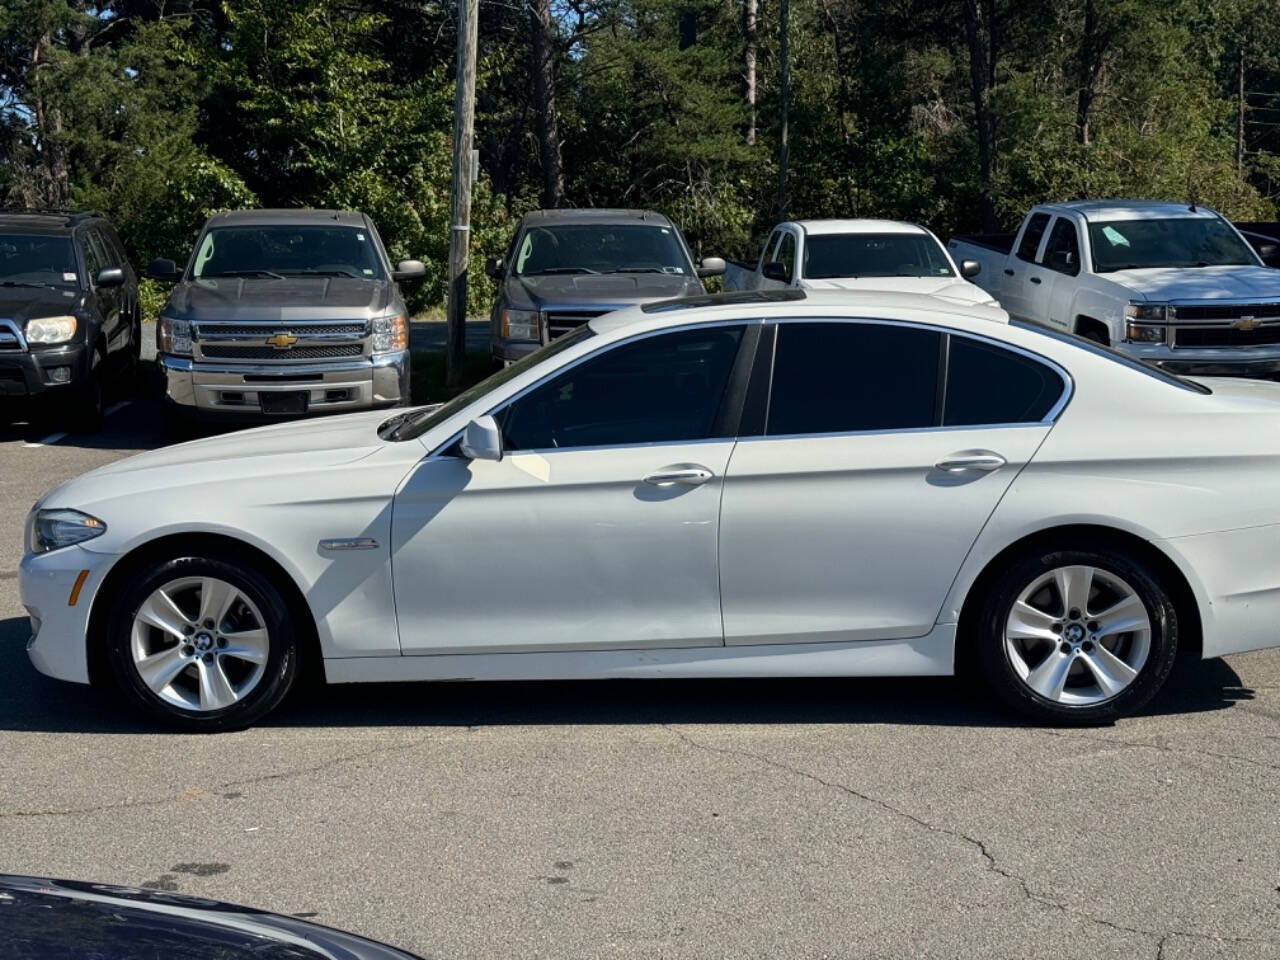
(159, 350), (410, 419)
(0, 343), (91, 399)
(491, 339), (540, 363)
(1121, 341), (1280, 378)
(20, 545), (115, 685)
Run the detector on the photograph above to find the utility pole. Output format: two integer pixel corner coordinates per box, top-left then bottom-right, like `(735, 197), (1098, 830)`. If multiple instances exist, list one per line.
(776, 0), (789, 220)
(447, 0), (479, 386)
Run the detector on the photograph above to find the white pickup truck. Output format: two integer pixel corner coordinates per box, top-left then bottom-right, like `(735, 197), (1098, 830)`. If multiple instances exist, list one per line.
(948, 200), (1280, 377)
(724, 219), (998, 308)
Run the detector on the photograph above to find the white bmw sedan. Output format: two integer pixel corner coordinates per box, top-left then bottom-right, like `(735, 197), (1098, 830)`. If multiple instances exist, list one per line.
(19, 290), (1280, 729)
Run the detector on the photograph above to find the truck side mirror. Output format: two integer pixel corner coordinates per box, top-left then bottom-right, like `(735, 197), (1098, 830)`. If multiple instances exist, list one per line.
(484, 257), (505, 279)
(762, 261), (789, 283)
(393, 259), (426, 282)
(460, 415), (503, 462)
(146, 258), (180, 283)
(960, 259), (981, 279)
(697, 257), (726, 278)
(1259, 243), (1279, 266)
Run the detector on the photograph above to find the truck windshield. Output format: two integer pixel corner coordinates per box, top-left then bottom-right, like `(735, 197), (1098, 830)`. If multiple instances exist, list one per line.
(803, 233), (954, 279)
(513, 224), (692, 276)
(0, 235), (78, 287)
(191, 226), (386, 280)
(1088, 218), (1257, 272)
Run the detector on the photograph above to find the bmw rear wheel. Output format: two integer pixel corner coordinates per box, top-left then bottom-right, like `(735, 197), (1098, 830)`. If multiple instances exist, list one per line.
(976, 545), (1180, 724)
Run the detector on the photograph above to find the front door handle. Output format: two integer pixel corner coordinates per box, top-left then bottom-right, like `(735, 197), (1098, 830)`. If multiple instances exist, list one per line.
(935, 451), (1007, 473)
(1029, 275), (1042, 285)
(1003, 268), (1015, 276)
(643, 465), (714, 487)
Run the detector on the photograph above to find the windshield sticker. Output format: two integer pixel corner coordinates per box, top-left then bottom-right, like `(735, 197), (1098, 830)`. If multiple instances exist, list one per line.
(663, 265), (683, 274)
(62, 272), (77, 282)
(362, 268), (374, 275)
(1101, 225), (1130, 247)
(356, 233), (366, 241)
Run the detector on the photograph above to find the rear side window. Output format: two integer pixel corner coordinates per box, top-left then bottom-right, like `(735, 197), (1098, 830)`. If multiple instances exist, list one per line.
(766, 323), (940, 435)
(943, 336), (1063, 426)
(1016, 213), (1051, 263)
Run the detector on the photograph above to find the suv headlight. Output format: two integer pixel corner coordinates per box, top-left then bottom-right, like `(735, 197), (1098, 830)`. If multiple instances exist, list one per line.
(372, 314), (408, 354)
(28, 509), (107, 554)
(26, 315), (78, 344)
(157, 314), (193, 356)
(501, 308), (541, 341)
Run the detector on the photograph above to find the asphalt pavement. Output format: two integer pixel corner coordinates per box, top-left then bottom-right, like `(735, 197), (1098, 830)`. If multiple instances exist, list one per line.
(1, 325), (1279, 958)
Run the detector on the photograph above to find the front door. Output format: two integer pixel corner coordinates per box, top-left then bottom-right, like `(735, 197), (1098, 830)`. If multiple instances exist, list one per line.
(719, 321), (1065, 645)
(392, 324), (749, 654)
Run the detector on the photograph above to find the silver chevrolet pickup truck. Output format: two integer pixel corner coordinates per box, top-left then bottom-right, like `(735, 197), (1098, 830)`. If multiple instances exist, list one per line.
(148, 209), (424, 425)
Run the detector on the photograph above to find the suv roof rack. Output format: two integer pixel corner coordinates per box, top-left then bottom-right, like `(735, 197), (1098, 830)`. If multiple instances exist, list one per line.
(1, 208), (103, 226)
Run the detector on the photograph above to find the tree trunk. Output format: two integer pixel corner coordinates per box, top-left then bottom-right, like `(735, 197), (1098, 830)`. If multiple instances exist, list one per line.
(31, 34), (70, 209)
(776, 0), (790, 220)
(744, 0), (757, 145)
(1237, 48), (1246, 173)
(530, 0), (565, 208)
(961, 0), (996, 230)
(1075, 0), (1107, 147)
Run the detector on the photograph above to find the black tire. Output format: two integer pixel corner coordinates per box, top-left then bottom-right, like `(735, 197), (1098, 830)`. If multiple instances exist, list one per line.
(104, 550), (299, 731)
(68, 350), (104, 433)
(1077, 320), (1109, 346)
(974, 543), (1179, 725)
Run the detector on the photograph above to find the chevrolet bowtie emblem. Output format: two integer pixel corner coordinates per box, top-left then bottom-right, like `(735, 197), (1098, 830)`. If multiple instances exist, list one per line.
(1232, 316), (1259, 332)
(266, 333), (298, 349)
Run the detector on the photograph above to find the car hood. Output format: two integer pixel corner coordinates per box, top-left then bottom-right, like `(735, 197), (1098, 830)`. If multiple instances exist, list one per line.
(40, 409), (405, 511)
(800, 276), (997, 304)
(165, 277), (392, 321)
(1108, 265), (1280, 301)
(508, 272), (700, 310)
(0, 285), (84, 325)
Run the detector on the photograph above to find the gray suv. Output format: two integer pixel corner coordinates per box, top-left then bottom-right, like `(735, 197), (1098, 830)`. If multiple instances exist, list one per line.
(148, 209), (424, 424)
(485, 209), (725, 363)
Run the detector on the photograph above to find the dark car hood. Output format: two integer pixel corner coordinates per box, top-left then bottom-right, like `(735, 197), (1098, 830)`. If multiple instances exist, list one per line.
(0, 285), (84, 324)
(165, 277), (392, 322)
(0, 875), (424, 960)
(509, 272), (701, 310)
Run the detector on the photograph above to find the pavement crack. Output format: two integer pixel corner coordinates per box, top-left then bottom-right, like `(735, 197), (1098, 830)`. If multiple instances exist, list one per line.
(1039, 728), (1280, 775)
(662, 724), (1280, 952)
(0, 737), (431, 819)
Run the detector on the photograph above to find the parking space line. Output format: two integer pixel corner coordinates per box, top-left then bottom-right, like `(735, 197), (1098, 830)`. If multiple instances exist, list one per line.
(23, 432), (67, 449)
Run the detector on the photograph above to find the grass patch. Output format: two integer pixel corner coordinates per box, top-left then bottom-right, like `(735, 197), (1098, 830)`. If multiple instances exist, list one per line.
(410, 348), (497, 405)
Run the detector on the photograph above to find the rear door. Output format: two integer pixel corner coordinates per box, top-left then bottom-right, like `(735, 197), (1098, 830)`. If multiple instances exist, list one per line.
(719, 320), (1067, 646)
(1000, 213), (1052, 322)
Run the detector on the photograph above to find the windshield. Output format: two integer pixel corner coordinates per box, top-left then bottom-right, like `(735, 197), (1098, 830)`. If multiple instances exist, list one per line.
(386, 325), (596, 442)
(802, 232), (954, 279)
(0, 235), (78, 288)
(513, 224), (693, 277)
(191, 225), (385, 279)
(1088, 218), (1257, 272)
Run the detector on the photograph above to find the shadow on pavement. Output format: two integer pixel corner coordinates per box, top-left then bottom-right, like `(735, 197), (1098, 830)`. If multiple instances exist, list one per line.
(0, 614), (1254, 734)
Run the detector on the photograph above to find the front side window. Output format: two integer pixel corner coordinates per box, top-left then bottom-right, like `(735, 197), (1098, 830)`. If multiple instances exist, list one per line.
(1042, 218), (1081, 276)
(803, 233), (954, 279)
(513, 224), (693, 277)
(191, 226), (386, 279)
(1016, 213), (1051, 263)
(1087, 217), (1257, 272)
(767, 323), (941, 435)
(943, 337), (1063, 425)
(501, 326), (744, 450)
(0, 235), (78, 288)
(81, 231), (103, 282)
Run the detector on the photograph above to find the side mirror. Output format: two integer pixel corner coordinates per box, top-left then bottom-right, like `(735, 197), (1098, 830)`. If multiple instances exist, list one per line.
(392, 259), (426, 282)
(96, 266), (125, 288)
(1259, 243), (1279, 265)
(460, 415), (503, 462)
(484, 257), (505, 279)
(146, 258), (180, 283)
(1047, 250), (1077, 273)
(762, 261), (789, 283)
(697, 256), (726, 278)
(960, 259), (981, 279)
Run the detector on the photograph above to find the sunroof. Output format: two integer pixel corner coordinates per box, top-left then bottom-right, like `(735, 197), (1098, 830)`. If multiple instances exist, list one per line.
(641, 289), (807, 313)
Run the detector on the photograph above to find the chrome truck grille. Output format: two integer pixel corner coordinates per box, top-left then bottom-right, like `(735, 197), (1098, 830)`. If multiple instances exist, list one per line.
(546, 310), (607, 339)
(1170, 303), (1280, 349)
(193, 320), (369, 362)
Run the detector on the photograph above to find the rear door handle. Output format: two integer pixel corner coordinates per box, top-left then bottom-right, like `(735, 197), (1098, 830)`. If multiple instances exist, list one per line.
(935, 452), (1007, 473)
(1003, 268), (1015, 276)
(1029, 276), (1042, 284)
(643, 465), (714, 487)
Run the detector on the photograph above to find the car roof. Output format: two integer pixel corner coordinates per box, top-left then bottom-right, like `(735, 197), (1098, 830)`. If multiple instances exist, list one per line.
(594, 289), (1010, 336)
(204, 208), (370, 228)
(520, 208), (674, 228)
(791, 219), (930, 236)
(1040, 200), (1221, 222)
(0, 211), (101, 235)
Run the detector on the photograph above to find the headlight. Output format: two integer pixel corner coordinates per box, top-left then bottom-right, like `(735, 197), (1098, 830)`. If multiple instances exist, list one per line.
(1124, 322), (1167, 343)
(372, 314), (408, 354)
(28, 509), (106, 554)
(25, 315), (77, 344)
(1124, 303), (1169, 322)
(501, 308), (541, 341)
(157, 314), (192, 356)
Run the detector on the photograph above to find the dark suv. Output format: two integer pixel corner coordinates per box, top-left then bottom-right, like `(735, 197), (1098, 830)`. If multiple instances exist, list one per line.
(0, 210), (140, 430)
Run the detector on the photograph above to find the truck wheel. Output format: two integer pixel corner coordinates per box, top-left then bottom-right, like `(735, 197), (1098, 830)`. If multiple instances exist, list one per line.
(68, 350), (104, 433)
(974, 543), (1179, 725)
(1076, 318), (1109, 346)
(104, 551), (299, 731)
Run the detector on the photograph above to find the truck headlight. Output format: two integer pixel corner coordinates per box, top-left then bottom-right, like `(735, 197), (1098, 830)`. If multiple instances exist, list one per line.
(372, 314), (408, 354)
(25, 315), (77, 344)
(28, 509), (106, 554)
(1125, 303), (1169, 322)
(157, 314), (193, 356)
(501, 308), (541, 341)
(1124, 323), (1167, 343)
